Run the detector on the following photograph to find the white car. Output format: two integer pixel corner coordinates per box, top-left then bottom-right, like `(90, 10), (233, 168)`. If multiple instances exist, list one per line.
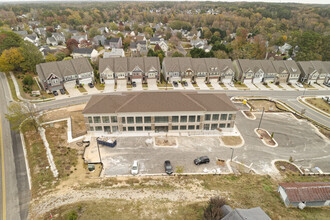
(295, 82), (303, 88)
(131, 160), (139, 175)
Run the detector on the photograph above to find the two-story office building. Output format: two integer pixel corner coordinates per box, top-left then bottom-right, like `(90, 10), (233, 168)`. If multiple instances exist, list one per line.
(82, 92), (237, 134)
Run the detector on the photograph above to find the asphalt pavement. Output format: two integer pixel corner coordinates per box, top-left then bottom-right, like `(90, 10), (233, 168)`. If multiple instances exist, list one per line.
(0, 72), (30, 220)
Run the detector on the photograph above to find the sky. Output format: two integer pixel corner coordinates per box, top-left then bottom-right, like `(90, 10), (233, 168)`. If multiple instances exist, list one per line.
(0, 0), (329, 4)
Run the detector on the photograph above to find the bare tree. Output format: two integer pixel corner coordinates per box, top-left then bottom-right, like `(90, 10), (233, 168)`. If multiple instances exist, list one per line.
(203, 196), (226, 220)
(5, 101), (40, 132)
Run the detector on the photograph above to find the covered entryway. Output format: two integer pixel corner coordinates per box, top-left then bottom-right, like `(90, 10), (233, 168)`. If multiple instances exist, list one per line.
(155, 126), (168, 132)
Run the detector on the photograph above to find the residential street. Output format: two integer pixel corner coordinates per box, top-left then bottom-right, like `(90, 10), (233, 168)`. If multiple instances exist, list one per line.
(0, 73), (30, 220)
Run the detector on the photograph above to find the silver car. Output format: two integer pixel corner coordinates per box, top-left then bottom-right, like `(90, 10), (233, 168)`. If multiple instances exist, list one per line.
(131, 160), (139, 175)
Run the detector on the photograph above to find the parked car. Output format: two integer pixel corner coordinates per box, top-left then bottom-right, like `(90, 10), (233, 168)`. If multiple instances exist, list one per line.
(53, 90), (58, 96)
(59, 89), (65, 95)
(173, 81), (178, 87)
(164, 160), (173, 175)
(194, 156), (210, 165)
(182, 81), (188, 87)
(132, 81), (136, 87)
(295, 82), (303, 88)
(131, 160), (139, 175)
(88, 83), (94, 88)
(323, 82), (330, 87)
(228, 82), (234, 87)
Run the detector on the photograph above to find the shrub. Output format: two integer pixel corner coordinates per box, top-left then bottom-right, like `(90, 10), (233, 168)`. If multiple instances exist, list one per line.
(263, 82), (267, 86)
(287, 82), (292, 85)
(275, 81), (280, 85)
(203, 196), (226, 220)
(22, 75), (33, 86)
(65, 210), (78, 220)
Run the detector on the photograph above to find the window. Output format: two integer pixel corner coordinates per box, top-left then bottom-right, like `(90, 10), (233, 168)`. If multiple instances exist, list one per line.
(197, 115), (201, 122)
(219, 124), (226, 128)
(122, 117), (126, 124)
(180, 116), (187, 123)
(102, 116), (110, 123)
(172, 126), (178, 130)
(145, 126), (152, 131)
(221, 114), (227, 121)
(123, 127), (127, 131)
(227, 123), (231, 128)
(188, 125), (195, 130)
(196, 125), (200, 129)
(180, 125), (187, 130)
(112, 126), (118, 132)
(211, 124), (218, 130)
(88, 116), (93, 123)
(205, 114), (211, 121)
(136, 126), (143, 131)
(104, 126), (111, 132)
(127, 117), (134, 124)
(203, 124), (210, 130)
(93, 116), (101, 123)
(128, 127), (135, 131)
(172, 116), (179, 123)
(136, 117), (143, 123)
(144, 116), (151, 123)
(228, 114), (233, 120)
(95, 126), (102, 131)
(111, 116), (118, 123)
(89, 126), (94, 131)
(212, 114), (219, 121)
(189, 116), (195, 122)
(155, 116), (168, 123)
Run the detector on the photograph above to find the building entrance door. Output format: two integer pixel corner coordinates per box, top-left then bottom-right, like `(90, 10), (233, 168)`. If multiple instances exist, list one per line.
(155, 126), (168, 132)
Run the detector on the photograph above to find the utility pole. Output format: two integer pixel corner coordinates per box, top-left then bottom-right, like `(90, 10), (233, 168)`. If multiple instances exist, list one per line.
(257, 107), (265, 130)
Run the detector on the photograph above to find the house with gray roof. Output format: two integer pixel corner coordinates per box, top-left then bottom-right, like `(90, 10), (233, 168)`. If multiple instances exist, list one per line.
(46, 37), (58, 46)
(283, 60), (301, 83)
(104, 37), (122, 49)
(162, 58), (235, 84)
(72, 48), (98, 61)
(258, 60), (277, 83)
(71, 34), (88, 44)
(322, 61), (330, 86)
(14, 30), (28, 37)
(34, 27), (46, 37)
(82, 92), (237, 134)
(36, 58), (94, 92)
(271, 60), (290, 84)
(103, 48), (125, 58)
(24, 35), (40, 46)
(297, 61), (327, 84)
(99, 57), (160, 84)
(92, 35), (106, 46)
(234, 59), (265, 84)
(220, 205), (271, 220)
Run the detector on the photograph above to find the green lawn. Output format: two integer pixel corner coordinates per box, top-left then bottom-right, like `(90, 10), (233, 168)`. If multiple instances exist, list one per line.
(5, 73), (20, 101)
(94, 83), (105, 90)
(78, 87), (87, 93)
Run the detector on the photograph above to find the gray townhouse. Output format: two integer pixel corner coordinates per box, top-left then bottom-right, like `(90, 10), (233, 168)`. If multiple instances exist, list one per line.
(298, 61), (328, 84)
(283, 60), (301, 83)
(98, 57), (160, 85)
(162, 57), (235, 84)
(36, 58), (94, 92)
(258, 60), (277, 83)
(82, 92), (237, 134)
(271, 60), (290, 84)
(104, 37), (123, 49)
(234, 59), (265, 84)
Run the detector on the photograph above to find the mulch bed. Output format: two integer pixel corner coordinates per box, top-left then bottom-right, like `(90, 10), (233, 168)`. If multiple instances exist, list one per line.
(275, 161), (300, 173)
(257, 129), (275, 146)
(243, 111), (254, 119)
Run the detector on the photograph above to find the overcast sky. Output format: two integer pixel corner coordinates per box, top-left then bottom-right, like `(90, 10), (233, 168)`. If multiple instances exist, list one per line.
(0, 0), (329, 4)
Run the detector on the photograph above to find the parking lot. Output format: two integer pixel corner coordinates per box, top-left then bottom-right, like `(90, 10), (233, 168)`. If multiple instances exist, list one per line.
(84, 104), (330, 177)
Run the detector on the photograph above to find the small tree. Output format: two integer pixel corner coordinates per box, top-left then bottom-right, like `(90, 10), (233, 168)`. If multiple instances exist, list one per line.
(5, 102), (40, 132)
(203, 196), (226, 220)
(22, 75), (33, 87)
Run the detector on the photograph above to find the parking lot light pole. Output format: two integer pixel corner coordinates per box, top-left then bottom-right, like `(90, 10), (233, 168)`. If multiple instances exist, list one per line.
(230, 148), (234, 161)
(257, 107), (265, 130)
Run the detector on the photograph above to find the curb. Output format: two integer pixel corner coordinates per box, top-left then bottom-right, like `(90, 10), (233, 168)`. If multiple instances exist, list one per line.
(271, 159), (304, 175)
(254, 128), (278, 148)
(240, 110), (256, 120)
(19, 132), (32, 190)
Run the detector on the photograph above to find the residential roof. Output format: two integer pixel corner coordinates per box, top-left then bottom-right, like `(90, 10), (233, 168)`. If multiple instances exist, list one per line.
(150, 37), (161, 41)
(258, 60), (276, 74)
(283, 60), (301, 75)
(311, 61), (328, 74)
(237, 59), (262, 74)
(47, 37), (57, 43)
(272, 60), (288, 74)
(109, 38), (120, 43)
(73, 48), (94, 54)
(99, 57), (160, 73)
(298, 61), (315, 75)
(279, 182), (330, 202)
(222, 207), (271, 220)
(25, 35), (37, 41)
(36, 58), (93, 82)
(82, 92), (238, 114)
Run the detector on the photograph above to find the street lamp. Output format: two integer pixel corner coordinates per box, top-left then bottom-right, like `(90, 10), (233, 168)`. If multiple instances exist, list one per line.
(230, 147), (234, 161)
(257, 107), (265, 130)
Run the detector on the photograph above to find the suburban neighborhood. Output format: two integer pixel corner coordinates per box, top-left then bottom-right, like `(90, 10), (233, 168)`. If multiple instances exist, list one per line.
(0, 1), (329, 220)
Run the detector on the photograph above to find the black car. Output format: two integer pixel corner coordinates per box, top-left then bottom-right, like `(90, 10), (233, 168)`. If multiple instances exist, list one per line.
(194, 156), (210, 165)
(88, 83), (94, 88)
(132, 81), (136, 87)
(59, 89), (65, 95)
(182, 81), (188, 87)
(53, 90), (58, 96)
(173, 81), (178, 87)
(164, 160), (173, 175)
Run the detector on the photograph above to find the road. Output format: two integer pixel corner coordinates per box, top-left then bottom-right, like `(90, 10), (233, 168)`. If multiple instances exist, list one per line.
(36, 89), (330, 128)
(0, 72), (30, 220)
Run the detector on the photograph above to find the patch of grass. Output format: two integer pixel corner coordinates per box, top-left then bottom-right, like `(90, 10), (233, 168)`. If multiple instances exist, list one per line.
(5, 72), (19, 101)
(77, 87), (87, 93)
(206, 83), (213, 88)
(192, 83), (199, 87)
(157, 83), (173, 87)
(127, 84), (132, 88)
(22, 124), (55, 197)
(264, 84), (271, 88)
(142, 83), (148, 88)
(94, 83), (104, 90)
(277, 84), (283, 88)
(221, 136), (242, 146)
(305, 98), (330, 114)
(219, 83), (227, 88)
(318, 127), (330, 139)
(303, 84), (314, 88)
(234, 83), (247, 88)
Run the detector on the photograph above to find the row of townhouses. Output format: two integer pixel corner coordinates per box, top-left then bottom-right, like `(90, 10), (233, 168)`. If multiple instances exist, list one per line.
(36, 57), (330, 92)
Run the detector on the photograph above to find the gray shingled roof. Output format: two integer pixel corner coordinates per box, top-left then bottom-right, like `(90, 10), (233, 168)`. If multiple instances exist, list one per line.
(73, 48), (93, 54)
(311, 61), (327, 74)
(99, 57), (160, 73)
(272, 60), (288, 74)
(258, 60), (276, 74)
(36, 58), (93, 82)
(82, 92), (237, 114)
(298, 61), (315, 75)
(283, 60), (301, 75)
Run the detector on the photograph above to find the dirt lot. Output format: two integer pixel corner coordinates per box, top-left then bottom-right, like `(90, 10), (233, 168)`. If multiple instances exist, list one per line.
(155, 137), (177, 146)
(306, 98), (330, 114)
(35, 174), (330, 220)
(275, 161), (300, 174)
(248, 100), (286, 112)
(221, 136), (242, 146)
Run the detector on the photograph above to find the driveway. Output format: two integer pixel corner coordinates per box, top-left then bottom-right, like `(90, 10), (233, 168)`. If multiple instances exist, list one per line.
(244, 83), (259, 90)
(85, 86), (99, 94)
(66, 87), (81, 97)
(223, 83), (237, 90)
(254, 83), (270, 90)
(117, 80), (127, 91)
(196, 79), (209, 90)
(132, 80), (143, 91)
(268, 83), (283, 91)
(210, 81), (223, 90)
(104, 83), (115, 92)
(280, 83), (296, 91)
(147, 79), (158, 90)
